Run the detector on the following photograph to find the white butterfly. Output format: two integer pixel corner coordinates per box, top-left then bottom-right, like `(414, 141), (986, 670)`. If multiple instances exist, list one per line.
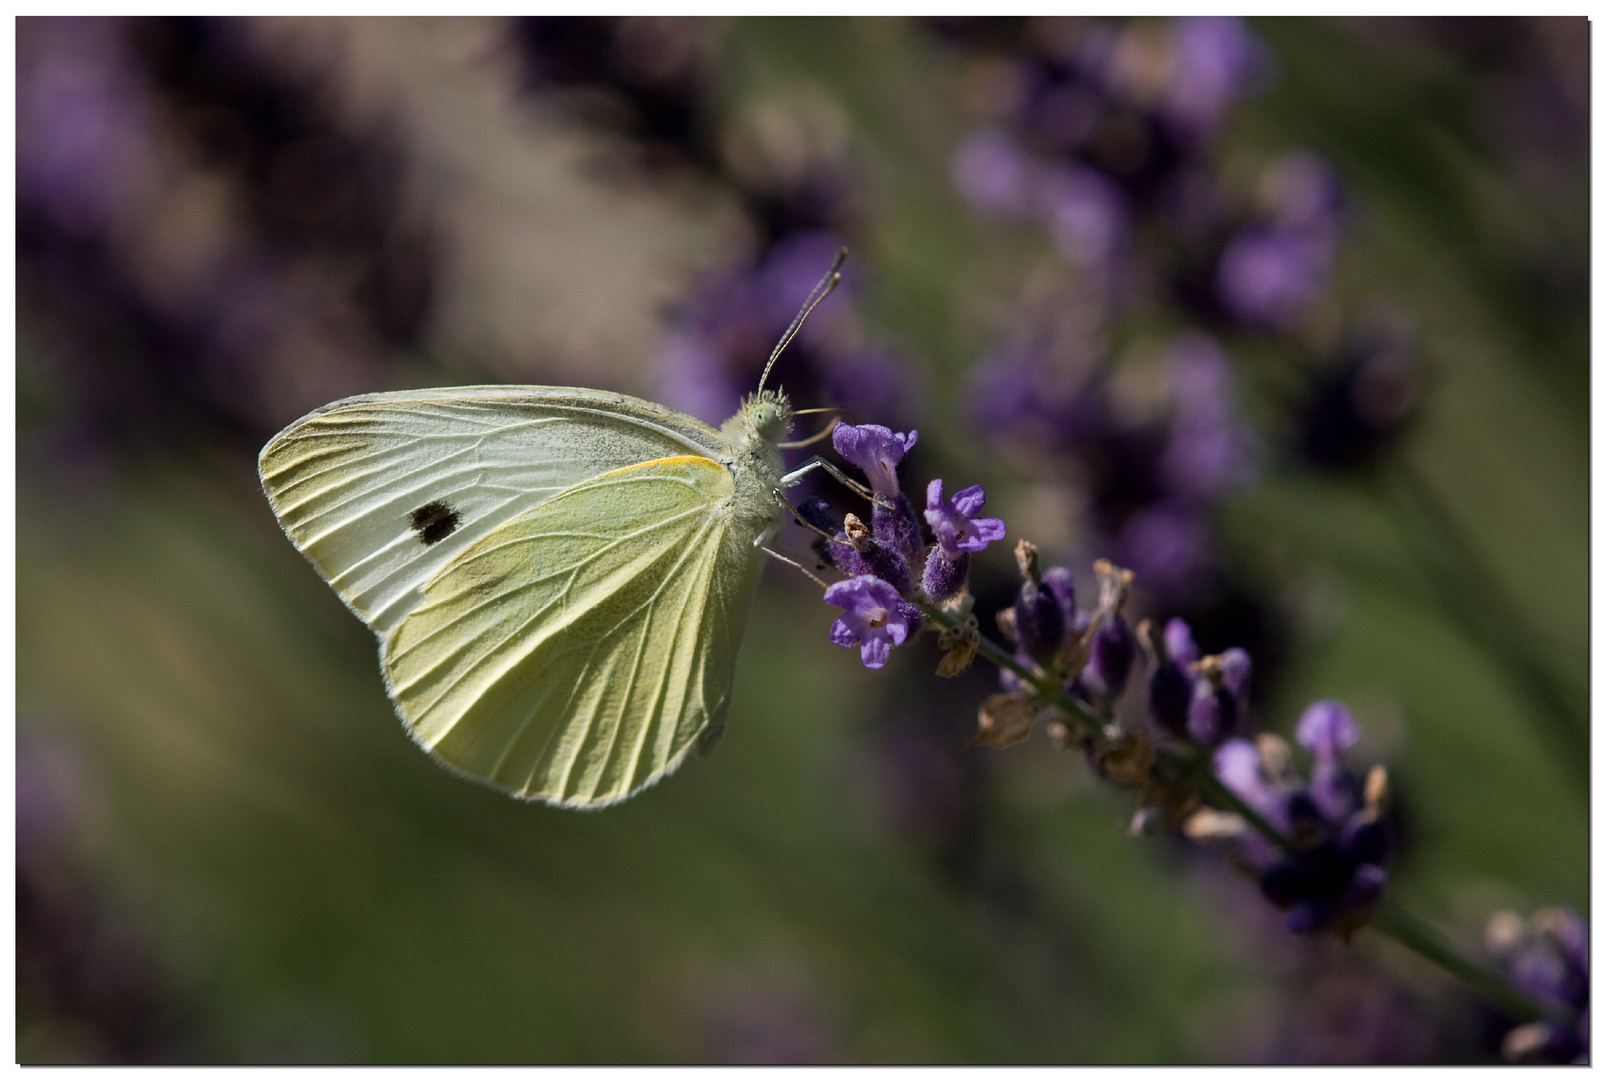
(260, 256), (845, 809)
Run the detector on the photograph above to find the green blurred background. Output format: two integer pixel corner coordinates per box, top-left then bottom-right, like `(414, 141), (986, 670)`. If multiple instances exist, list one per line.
(16, 17), (1587, 1063)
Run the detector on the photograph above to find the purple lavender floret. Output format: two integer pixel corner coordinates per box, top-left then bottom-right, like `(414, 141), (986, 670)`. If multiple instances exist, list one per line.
(833, 422), (918, 498)
(1164, 617), (1199, 666)
(1187, 682), (1230, 745)
(1487, 908), (1589, 1063)
(1147, 654), (1194, 737)
(920, 476), (1005, 603)
(1296, 699), (1360, 759)
(1297, 698), (1361, 819)
(1214, 738), (1274, 812)
(824, 575), (917, 670)
(1208, 706), (1390, 937)
(925, 480), (1006, 555)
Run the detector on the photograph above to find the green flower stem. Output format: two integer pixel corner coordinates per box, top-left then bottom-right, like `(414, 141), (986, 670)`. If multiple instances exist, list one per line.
(1372, 901), (1572, 1026)
(919, 599), (1572, 1026)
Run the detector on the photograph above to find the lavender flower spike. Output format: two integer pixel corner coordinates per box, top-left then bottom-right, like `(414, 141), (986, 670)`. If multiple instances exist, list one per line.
(833, 422), (918, 498)
(824, 575), (914, 669)
(925, 479), (1006, 554)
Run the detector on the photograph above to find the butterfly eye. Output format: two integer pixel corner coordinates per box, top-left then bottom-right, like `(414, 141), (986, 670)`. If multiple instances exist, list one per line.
(750, 402), (782, 438)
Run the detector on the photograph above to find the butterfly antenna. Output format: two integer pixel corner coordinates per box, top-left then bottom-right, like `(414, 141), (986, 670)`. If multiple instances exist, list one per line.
(756, 246), (848, 396)
(777, 413), (841, 449)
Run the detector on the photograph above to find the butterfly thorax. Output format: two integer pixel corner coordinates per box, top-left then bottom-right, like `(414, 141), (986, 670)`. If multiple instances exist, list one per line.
(721, 389), (792, 537)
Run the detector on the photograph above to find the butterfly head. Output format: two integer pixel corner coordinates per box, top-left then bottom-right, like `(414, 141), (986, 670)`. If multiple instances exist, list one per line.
(736, 388), (793, 447)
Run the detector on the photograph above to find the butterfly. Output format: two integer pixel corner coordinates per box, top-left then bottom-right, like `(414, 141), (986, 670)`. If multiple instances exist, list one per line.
(259, 253), (845, 809)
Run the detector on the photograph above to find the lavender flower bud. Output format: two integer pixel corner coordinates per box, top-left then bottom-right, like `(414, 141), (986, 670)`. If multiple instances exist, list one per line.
(1081, 560), (1136, 699)
(1186, 684), (1232, 745)
(1185, 648), (1251, 746)
(1142, 642), (1191, 740)
(1011, 541), (1065, 665)
(1042, 567), (1077, 621)
(922, 549), (970, 602)
(1148, 662), (1193, 737)
(1083, 613), (1135, 699)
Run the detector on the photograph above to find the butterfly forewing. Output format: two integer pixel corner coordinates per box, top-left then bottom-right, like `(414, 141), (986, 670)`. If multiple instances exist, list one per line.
(382, 455), (763, 808)
(258, 386), (728, 635)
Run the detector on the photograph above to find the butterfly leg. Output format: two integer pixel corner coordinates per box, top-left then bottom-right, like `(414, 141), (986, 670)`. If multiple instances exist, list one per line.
(758, 544), (830, 588)
(779, 456), (876, 501)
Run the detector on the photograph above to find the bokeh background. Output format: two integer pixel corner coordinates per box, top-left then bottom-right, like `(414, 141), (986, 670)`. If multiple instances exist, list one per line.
(16, 16), (1587, 1063)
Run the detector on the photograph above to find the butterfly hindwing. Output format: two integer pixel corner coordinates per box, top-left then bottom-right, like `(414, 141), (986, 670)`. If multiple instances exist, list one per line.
(382, 455), (762, 808)
(258, 386), (729, 635)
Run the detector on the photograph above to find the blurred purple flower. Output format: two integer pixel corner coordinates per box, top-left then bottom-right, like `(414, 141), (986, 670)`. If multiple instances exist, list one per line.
(17, 18), (154, 232)
(1211, 703), (1390, 936)
(757, 229), (855, 342)
(1038, 164), (1128, 270)
(1165, 617), (1200, 666)
(1217, 224), (1334, 329)
(825, 575), (915, 669)
(1296, 700), (1360, 761)
(1083, 613), (1135, 699)
(1486, 907), (1590, 1063)
(951, 128), (1035, 218)
(1161, 332), (1255, 499)
(1013, 568), (1066, 669)
(1187, 646), (1250, 745)
(969, 342), (1105, 452)
(1161, 16), (1271, 144)
(1215, 738), (1274, 811)
(821, 341), (921, 434)
(1117, 503), (1212, 597)
(1298, 699), (1362, 820)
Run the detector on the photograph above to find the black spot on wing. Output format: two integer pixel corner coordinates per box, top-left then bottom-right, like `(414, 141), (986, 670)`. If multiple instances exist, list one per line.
(410, 500), (460, 545)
